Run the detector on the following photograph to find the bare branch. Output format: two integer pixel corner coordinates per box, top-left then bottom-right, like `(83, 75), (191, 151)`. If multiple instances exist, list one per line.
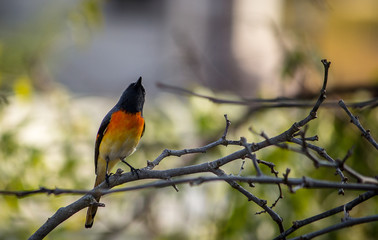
(210, 168), (284, 233)
(289, 137), (378, 185)
(22, 155), (378, 239)
(241, 137), (263, 176)
(339, 99), (378, 150)
(157, 82), (378, 110)
(222, 114), (231, 139)
(18, 59), (377, 239)
(290, 138), (348, 187)
(339, 164), (378, 184)
(0, 187), (90, 197)
(147, 114), (237, 169)
(274, 191), (377, 239)
(29, 195), (96, 240)
(290, 215), (378, 240)
(3, 173), (375, 202)
(310, 59), (330, 115)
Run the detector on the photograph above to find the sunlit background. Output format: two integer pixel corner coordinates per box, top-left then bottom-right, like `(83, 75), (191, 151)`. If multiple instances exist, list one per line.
(0, 0), (377, 239)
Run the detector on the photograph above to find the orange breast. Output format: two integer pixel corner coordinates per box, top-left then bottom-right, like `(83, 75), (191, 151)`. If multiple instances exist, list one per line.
(106, 111), (144, 135)
(99, 111), (144, 165)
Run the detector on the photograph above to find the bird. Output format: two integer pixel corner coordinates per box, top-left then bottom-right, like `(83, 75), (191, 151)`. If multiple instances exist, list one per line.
(85, 77), (146, 228)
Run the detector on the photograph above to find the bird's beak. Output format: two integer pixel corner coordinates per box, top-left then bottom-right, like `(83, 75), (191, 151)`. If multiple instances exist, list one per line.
(136, 77), (142, 86)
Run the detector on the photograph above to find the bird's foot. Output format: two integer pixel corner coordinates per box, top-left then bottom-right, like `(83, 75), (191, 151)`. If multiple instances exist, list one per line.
(105, 172), (114, 186)
(121, 160), (140, 178)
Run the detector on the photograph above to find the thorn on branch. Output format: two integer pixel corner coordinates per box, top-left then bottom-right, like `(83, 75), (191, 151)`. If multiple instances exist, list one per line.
(238, 160), (245, 176)
(116, 168), (124, 175)
(292, 220), (300, 229)
(341, 205), (351, 222)
(147, 160), (155, 169)
(260, 131), (270, 140)
(88, 196), (105, 208)
(163, 178), (180, 192)
(283, 168), (290, 183)
(96, 202), (106, 208)
(338, 188), (345, 196)
(172, 184), (179, 192)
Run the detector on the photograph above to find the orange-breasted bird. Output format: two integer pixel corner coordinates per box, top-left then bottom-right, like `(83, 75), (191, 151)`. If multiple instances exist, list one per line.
(85, 77), (145, 228)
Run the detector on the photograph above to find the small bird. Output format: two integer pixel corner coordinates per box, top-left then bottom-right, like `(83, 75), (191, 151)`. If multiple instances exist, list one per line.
(85, 77), (146, 228)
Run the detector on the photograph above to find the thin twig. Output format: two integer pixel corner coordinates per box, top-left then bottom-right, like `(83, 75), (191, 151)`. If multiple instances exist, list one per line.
(222, 114), (231, 139)
(210, 168), (284, 233)
(156, 82), (378, 110)
(290, 215), (378, 240)
(237, 160), (245, 176)
(338, 99), (378, 150)
(241, 137), (263, 176)
(290, 138), (348, 185)
(274, 191), (377, 239)
(0, 187), (90, 197)
(289, 137), (378, 184)
(147, 114), (236, 169)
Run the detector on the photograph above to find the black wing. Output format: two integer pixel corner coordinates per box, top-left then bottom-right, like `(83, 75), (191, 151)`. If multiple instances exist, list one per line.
(141, 122), (145, 138)
(94, 110), (113, 173)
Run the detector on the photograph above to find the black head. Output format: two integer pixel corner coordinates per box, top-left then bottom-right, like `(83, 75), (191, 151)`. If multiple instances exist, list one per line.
(117, 77), (145, 113)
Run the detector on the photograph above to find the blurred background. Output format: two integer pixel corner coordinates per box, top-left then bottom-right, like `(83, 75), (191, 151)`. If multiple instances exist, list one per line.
(0, 0), (377, 239)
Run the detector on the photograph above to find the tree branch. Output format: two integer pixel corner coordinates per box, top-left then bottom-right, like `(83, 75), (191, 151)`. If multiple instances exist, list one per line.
(3, 174), (378, 200)
(291, 214), (378, 240)
(209, 168), (284, 233)
(274, 191), (377, 239)
(339, 99), (378, 150)
(19, 59), (377, 239)
(28, 195), (98, 240)
(156, 83), (378, 109)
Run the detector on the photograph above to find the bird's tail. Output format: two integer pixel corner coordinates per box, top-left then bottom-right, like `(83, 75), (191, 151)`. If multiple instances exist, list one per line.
(85, 172), (105, 228)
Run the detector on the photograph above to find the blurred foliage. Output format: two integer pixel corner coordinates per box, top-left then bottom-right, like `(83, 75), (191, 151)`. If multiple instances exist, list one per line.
(0, 1), (104, 239)
(0, 0), (103, 94)
(282, 0), (378, 88)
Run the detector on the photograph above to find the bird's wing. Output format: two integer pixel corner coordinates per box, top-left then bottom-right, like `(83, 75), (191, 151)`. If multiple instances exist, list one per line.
(141, 122), (145, 138)
(94, 110), (113, 173)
